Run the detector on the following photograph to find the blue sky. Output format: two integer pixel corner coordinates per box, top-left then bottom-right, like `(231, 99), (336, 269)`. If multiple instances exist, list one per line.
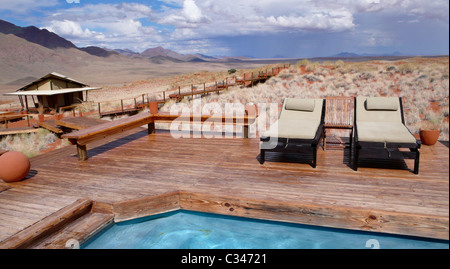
(0, 0), (448, 58)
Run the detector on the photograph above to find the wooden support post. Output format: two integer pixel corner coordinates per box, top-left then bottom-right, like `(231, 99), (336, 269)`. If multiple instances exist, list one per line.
(98, 103), (101, 115)
(163, 91), (166, 101)
(148, 121), (155, 134)
(77, 144), (88, 161)
(24, 96), (29, 113)
(121, 99), (124, 113)
(191, 84), (194, 99)
(142, 94), (145, 107)
(243, 125), (249, 139)
(134, 98), (137, 109)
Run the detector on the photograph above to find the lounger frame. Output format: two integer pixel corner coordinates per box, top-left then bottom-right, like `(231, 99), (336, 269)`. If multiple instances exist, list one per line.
(260, 99), (326, 168)
(353, 97), (421, 174)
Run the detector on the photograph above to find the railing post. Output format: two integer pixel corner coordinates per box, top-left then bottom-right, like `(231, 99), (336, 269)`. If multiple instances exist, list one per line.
(149, 101), (159, 114)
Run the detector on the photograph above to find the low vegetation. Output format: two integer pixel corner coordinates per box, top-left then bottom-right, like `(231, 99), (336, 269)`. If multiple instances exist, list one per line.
(160, 57), (449, 140)
(0, 129), (62, 158)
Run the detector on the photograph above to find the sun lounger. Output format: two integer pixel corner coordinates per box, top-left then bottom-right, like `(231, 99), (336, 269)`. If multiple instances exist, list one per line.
(353, 96), (421, 174)
(260, 98), (325, 167)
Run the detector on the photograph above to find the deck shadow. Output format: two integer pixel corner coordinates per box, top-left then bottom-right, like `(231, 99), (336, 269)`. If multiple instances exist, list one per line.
(439, 140), (449, 148)
(355, 148), (415, 173)
(85, 129), (150, 159)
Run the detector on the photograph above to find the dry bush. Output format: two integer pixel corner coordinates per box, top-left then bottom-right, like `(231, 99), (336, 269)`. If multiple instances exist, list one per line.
(0, 128), (60, 157)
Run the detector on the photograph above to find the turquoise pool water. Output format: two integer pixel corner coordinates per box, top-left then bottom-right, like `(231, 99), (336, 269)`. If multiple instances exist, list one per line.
(82, 210), (448, 249)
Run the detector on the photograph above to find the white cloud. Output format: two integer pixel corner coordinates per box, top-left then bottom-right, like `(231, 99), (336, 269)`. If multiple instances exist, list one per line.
(159, 0), (210, 28)
(41, 3), (158, 48)
(44, 20), (102, 39)
(267, 9), (355, 32)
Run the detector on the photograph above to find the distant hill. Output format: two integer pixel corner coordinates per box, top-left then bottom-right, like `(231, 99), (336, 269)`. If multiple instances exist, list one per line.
(148, 55), (184, 64)
(332, 52), (362, 57)
(141, 46), (186, 60)
(0, 19), (77, 50)
(79, 46), (119, 57)
(331, 51), (406, 57)
(114, 48), (141, 57)
(187, 57), (207, 62)
(0, 19), (118, 57)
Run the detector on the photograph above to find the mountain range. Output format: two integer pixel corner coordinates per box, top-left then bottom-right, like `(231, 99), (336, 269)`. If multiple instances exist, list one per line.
(0, 19), (257, 87)
(0, 19), (241, 62)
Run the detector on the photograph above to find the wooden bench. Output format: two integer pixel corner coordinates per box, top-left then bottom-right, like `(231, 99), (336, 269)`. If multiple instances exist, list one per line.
(62, 112), (155, 161)
(323, 96), (354, 150)
(62, 105), (256, 161)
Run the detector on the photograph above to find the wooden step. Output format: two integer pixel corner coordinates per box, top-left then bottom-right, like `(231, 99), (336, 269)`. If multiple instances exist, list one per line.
(30, 211), (114, 249)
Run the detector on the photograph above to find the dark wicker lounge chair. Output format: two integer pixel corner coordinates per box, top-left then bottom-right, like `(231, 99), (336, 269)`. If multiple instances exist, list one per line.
(260, 98), (326, 168)
(353, 96), (421, 174)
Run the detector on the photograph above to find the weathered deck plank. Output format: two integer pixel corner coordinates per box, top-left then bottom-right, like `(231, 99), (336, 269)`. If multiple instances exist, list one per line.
(0, 130), (448, 246)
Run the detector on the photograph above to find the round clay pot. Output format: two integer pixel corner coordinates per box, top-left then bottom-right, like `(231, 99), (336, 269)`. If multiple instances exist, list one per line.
(0, 151), (31, 182)
(419, 129), (440, 146)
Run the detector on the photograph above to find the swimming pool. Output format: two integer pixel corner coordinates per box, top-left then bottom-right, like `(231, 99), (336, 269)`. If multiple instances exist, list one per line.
(82, 210), (448, 249)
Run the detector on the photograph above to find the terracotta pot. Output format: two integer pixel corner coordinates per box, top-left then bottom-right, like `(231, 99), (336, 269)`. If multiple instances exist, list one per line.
(0, 151), (31, 182)
(419, 129), (440, 146)
(55, 114), (63, 120)
(38, 114), (45, 122)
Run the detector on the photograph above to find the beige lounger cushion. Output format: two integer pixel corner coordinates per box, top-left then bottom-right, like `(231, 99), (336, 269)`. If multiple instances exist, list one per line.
(366, 97), (398, 111)
(356, 97), (402, 123)
(285, 99), (315, 112)
(356, 121), (417, 144)
(279, 98), (323, 122)
(263, 119), (319, 140)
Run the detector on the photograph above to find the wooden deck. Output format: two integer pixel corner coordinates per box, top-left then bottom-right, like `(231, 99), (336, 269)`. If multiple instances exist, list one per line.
(0, 129), (448, 248)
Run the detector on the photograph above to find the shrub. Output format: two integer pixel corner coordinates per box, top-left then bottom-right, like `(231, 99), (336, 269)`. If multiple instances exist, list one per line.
(296, 59), (310, 67)
(333, 60), (345, 69)
(398, 63), (416, 74)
